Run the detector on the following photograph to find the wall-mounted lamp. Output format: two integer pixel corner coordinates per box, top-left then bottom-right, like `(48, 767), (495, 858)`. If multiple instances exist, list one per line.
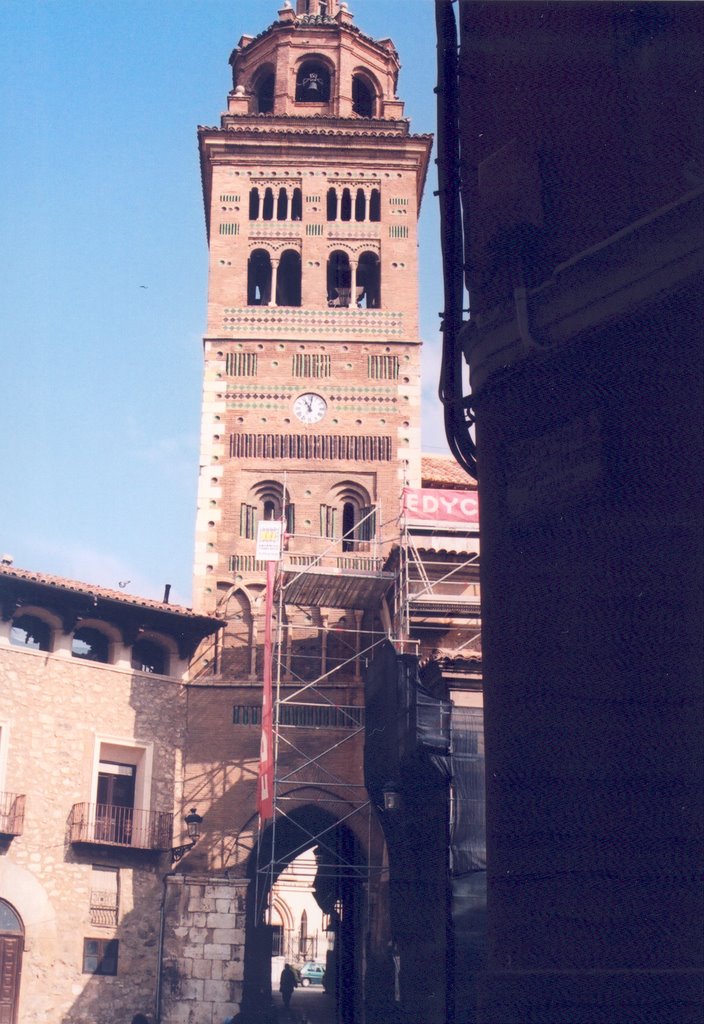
(171, 807), (203, 863)
(382, 782), (402, 813)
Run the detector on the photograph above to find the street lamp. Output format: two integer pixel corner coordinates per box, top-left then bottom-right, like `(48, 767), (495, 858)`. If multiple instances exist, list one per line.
(171, 807), (203, 863)
(382, 781), (402, 813)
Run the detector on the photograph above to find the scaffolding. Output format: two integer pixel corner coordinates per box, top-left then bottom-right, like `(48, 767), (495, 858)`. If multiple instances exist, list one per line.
(254, 486), (482, 916)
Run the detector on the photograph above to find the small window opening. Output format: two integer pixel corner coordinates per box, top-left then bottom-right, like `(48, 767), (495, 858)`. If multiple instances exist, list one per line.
(248, 250), (272, 305)
(10, 614), (51, 651)
(291, 188), (303, 220)
(263, 500), (276, 521)
(340, 188), (352, 222)
(277, 188), (288, 221)
(131, 638), (167, 675)
(276, 250), (302, 307)
(327, 251), (351, 306)
(296, 62), (330, 103)
(72, 627), (109, 663)
(369, 188), (381, 222)
(342, 501), (356, 552)
(299, 909), (308, 955)
(354, 188), (366, 222)
(249, 188), (260, 220)
(83, 938), (118, 976)
(357, 251), (381, 308)
(326, 187), (338, 221)
(256, 73), (275, 114)
(262, 188), (274, 221)
(352, 75), (374, 118)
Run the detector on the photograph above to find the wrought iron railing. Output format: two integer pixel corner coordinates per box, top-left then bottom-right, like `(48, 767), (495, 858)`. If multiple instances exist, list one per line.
(0, 793), (25, 836)
(69, 803), (173, 850)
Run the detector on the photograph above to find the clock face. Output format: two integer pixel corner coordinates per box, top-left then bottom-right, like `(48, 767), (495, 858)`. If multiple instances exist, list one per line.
(293, 393), (327, 424)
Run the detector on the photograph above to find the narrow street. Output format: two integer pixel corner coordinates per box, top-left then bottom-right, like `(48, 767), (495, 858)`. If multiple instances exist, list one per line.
(273, 987), (337, 1024)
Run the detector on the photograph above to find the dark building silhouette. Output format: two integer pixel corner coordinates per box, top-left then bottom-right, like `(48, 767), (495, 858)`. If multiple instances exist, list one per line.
(437, 2), (703, 1021)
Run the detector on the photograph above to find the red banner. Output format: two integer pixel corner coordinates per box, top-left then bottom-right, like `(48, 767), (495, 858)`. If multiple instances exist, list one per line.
(257, 560), (275, 822)
(402, 487), (479, 524)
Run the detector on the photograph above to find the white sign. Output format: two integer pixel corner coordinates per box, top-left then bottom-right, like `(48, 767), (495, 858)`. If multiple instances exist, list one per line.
(256, 520), (283, 561)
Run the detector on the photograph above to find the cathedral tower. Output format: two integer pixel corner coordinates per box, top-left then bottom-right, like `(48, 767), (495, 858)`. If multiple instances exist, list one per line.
(193, 0), (432, 621)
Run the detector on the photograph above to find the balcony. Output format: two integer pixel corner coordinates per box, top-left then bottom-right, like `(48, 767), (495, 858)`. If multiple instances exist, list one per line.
(0, 792), (25, 836)
(69, 803), (173, 852)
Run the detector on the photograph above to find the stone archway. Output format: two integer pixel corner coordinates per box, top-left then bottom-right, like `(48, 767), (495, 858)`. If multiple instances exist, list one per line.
(242, 802), (369, 1024)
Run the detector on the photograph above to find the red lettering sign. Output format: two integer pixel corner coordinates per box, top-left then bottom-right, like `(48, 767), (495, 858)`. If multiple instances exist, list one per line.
(402, 487), (479, 524)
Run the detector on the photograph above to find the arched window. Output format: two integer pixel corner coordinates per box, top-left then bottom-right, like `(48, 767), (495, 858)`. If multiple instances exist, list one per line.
(255, 72), (275, 114)
(341, 501), (356, 552)
(369, 188), (381, 222)
(276, 188), (288, 221)
(296, 61), (330, 103)
(10, 613), (51, 651)
(357, 250), (381, 308)
(354, 188), (366, 222)
(241, 481), (294, 538)
(322, 482), (376, 551)
(340, 188), (352, 222)
(249, 188), (260, 220)
(352, 74), (374, 118)
(299, 909), (308, 955)
(262, 188), (274, 221)
(72, 626), (110, 664)
(326, 187), (338, 221)
(219, 587), (255, 680)
(291, 188), (303, 221)
(131, 638), (168, 675)
(247, 249), (272, 305)
(327, 250), (351, 306)
(276, 250), (302, 307)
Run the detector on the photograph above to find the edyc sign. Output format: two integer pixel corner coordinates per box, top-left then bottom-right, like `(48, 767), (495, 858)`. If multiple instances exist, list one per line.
(402, 487), (479, 524)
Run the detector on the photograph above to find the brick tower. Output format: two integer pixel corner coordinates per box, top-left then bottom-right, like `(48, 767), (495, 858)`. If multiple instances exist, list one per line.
(193, 0), (432, 626)
(181, 10), (431, 1017)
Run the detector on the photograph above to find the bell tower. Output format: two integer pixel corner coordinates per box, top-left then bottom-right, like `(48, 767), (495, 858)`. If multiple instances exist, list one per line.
(193, 1), (432, 625)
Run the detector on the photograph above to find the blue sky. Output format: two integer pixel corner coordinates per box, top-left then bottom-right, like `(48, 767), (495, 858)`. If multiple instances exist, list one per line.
(0, 0), (450, 606)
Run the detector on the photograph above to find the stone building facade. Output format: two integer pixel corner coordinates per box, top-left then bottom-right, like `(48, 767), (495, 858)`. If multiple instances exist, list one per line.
(0, 565), (219, 1024)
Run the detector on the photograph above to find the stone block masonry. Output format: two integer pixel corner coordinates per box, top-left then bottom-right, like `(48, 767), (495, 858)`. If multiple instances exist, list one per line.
(160, 874), (248, 1024)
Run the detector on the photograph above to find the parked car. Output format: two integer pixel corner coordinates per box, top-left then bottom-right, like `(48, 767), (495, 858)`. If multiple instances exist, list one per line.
(299, 961), (326, 986)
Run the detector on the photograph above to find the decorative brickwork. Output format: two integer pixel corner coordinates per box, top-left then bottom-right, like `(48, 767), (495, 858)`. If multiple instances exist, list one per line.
(220, 307), (404, 337)
(228, 433), (392, 461)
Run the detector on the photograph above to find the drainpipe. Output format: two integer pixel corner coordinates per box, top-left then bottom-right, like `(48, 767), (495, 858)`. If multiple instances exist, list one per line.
(435, 0), (478, 479)
(155, 870), (176, 1024)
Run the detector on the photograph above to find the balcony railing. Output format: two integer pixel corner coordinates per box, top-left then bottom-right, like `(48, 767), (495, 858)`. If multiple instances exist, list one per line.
(0, 793), (25, 836)
(69, 803), (173, 851)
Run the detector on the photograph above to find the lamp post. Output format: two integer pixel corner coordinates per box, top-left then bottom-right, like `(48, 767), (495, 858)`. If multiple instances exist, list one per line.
(382, 781), (402, 813)
(170, 807), (203, 863)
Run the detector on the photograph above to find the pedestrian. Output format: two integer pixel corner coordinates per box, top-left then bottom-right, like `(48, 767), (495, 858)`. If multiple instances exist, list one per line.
(279, 962), (298, 1009)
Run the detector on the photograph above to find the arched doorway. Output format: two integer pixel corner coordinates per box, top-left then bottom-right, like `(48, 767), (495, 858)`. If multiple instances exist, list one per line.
(0, 900), (23, 1024)
(242, 804), (368, 1024)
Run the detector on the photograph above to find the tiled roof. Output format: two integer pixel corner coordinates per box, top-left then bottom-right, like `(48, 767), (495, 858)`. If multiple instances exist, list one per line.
(421, 455), (476, 488)
(0, 564), (221, 622)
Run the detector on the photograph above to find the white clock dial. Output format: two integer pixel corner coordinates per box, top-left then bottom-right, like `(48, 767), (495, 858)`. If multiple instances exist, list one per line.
(293, 393), (327, 424)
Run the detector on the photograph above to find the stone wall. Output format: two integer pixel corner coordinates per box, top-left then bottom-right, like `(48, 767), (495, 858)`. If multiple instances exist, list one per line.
(0, 642), (186, 1023)
(160, 874), (248, 1024)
